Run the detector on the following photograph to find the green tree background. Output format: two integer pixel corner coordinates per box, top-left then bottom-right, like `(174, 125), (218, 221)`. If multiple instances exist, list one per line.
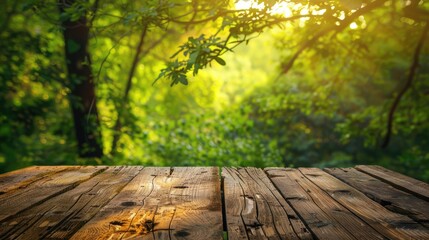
(1, 0), (428, 181)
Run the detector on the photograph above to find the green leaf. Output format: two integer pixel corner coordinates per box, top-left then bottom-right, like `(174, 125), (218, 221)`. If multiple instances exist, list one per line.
(178, 75), (188, 85)
(214, 56), (226, 66)
(189, 51), (199, 65)
(152, 70), (165, 85)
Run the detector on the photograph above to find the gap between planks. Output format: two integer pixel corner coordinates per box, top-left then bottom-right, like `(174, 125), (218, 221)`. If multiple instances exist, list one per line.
(70, 167), (223, 240)
(0, 167), (428, 240)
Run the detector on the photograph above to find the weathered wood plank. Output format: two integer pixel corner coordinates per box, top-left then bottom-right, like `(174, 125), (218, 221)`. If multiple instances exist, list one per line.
(0, 166), (140, 240)
(0, 166), (106, 223)
(301, 168), (429, 240)
(0, 165), (427, 239)
(222, 167), (248, 240)
(266, 168), (385, 239)
(356, 165), (429, 201)
(223, 167), (312, 240)
(326, 167), (429, 225)
(246, 167), (313, 240)
(167, 167), (222, 240)
(0, 166), (72, 195)
(71, 167), (223, 240)
(70, 167), (169, 240)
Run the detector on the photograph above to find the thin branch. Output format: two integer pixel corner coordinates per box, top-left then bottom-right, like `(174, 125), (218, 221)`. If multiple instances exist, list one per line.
(184, 0), (198, 30)
(281, 0), (388, 74)
(168, 9), (256, 25)
(95, 31), (130, 83)
(110, 24), (148, 155)
(381, 21), (429, 148)
(89, 0), (100, 26)
(138, 30), (173, 62)
(169, 11), (223, 24)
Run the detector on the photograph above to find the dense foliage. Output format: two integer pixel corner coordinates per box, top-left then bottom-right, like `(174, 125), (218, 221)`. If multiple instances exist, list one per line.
(1, 0), (428, 181)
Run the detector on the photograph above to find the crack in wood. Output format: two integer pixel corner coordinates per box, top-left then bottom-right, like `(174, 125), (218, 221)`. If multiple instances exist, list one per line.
(109, 220), (125, 226)
(2, 166), (429, 240)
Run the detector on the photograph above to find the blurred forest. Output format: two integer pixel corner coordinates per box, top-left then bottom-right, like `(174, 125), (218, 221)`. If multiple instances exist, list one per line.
(1, 0), (428, 181)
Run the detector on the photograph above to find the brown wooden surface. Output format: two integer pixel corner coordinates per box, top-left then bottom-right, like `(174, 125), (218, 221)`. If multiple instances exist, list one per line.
(300, 168), (429, 240)
(71, 167), (222, 240)
(0, 166), (106, 223)
(0, 165), (428, 240)
(266, 168), (384, 239)
(355, 165), (429, 201)
(326, 167), (429, 225)
(1, 166), (139, 240)
(0, 166), (71, 195)
(222, 167), (311, 240)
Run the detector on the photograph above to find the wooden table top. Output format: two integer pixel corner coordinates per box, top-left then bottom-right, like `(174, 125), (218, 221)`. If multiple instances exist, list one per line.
(0, 165), (428, 239)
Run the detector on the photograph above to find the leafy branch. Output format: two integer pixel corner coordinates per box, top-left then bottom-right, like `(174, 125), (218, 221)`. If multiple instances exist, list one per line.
(153, 34), (232, 86)
(154, 8), (322, 86)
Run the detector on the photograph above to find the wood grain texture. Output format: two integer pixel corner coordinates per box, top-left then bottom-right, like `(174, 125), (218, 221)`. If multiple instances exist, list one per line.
(222, 167), (248, 240)
(223, 167), (312, 240)
(71, 167), (222, 240)
(69, 167), (168, 240)
(166, 167), (222, 240)
(0, 166), (106, 223)
(0, 165), (427, 240)
(301, 168), (429, 240)
(0, 166), (71, 195)
(356, 165), (429, 201)
(326, 167), (429, 225)
(266, 168), (384, 240)
(0, 166), (140, 240)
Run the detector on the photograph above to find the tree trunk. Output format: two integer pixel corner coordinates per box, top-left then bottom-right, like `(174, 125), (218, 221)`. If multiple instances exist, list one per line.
(59, 0), (103, 158)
